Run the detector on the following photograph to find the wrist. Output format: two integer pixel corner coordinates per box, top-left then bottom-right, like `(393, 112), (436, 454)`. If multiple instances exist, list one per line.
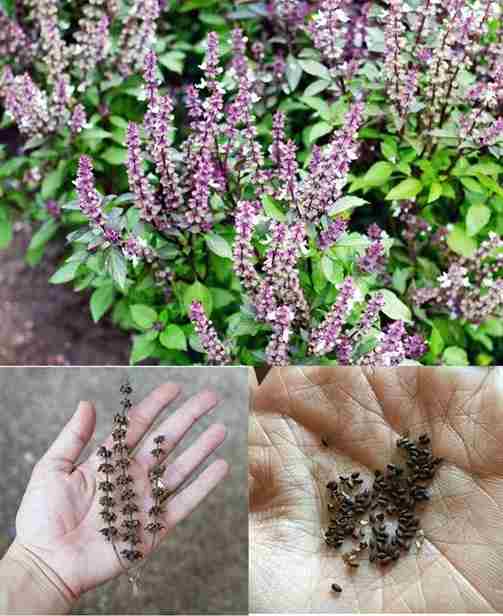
(0, 541), (78, 614)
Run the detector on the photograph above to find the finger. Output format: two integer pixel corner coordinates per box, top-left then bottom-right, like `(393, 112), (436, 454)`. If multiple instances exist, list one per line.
(162, 423), (227, 493)
(163, 459), (229, 531)
(135, 389), (219, 464)
(38, 401), (96, 473)
(93, 383), (181, 462)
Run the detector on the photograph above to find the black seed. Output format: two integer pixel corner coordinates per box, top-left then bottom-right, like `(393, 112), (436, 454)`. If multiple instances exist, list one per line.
(331, 583), (342, 593)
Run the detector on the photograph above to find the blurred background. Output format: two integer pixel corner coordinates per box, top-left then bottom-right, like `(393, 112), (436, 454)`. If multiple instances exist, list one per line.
(0, 367), (248, 614)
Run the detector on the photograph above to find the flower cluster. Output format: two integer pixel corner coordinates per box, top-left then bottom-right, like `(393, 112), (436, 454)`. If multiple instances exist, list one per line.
(414, 232), (503, 324)
(143, 50), (182, 221)
(296, 101), (364, 222)
(270, 0), (310, 31)
(1, 71), (51, 137)
(0, 15), (35, 65)
(72, 2), (110, 91)
(189, 302), (231, 365)
(126, 122), (159, 223)
(116, 0), (160, 76)
(358, 224), (387, 275)
(27, 0), (69, 84)
(75, 155), (169, 285)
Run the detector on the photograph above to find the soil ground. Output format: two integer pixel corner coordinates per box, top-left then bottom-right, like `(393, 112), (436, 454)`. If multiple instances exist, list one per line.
(0, 223), (129, 366)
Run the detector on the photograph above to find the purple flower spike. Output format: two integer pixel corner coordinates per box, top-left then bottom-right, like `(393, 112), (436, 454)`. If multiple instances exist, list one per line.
(126, 122), (159, 223)
(309, 277), (358, 356)
(189, 301), (231, 365)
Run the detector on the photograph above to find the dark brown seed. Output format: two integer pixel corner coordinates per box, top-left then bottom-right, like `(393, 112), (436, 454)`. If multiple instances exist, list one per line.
(322, 438), (329, 447)
(331, 583), (342, 593)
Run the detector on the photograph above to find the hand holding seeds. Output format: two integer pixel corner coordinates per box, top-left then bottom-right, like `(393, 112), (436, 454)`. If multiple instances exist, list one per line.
(249, 366), (503, 613)
(10, 382), (229, 602)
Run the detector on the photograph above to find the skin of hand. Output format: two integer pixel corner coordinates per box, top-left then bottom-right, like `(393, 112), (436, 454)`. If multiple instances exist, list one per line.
(249, 367), (503, 613)
(3, 383), (229, 609)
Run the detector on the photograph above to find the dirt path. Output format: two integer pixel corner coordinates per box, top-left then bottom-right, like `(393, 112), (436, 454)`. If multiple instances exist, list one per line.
(0, 223), (129, 365)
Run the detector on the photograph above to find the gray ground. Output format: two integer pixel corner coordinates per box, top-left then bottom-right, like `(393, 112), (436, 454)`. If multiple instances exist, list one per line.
(0, 367), (249, 614)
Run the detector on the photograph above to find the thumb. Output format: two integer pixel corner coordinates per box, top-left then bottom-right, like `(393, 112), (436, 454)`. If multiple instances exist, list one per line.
(39, 401), (96, 473)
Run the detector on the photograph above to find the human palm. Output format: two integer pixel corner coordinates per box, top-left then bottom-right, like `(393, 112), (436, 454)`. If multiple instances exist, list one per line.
(250, 367), (503, 613)
(15, 384), (229, 598)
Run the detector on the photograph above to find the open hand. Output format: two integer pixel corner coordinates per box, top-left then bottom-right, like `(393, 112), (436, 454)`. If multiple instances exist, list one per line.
(14, 383), (229, 598)
(249, 367), (503, 613)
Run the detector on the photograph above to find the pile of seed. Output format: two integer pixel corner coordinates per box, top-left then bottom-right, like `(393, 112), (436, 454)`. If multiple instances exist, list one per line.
(325, 433), (443, 593)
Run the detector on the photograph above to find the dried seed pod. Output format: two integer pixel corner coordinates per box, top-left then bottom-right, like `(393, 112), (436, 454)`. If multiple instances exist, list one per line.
(148, 504), (165, 517)
(100, 510), (117, 523)
(145, 521), (164, 534)
(120, 488), (136, 501)
(99, 495), (115, 508)
(121, 549), (143, 561)
(100, 526), (118, 541)
(122, 503), (139, 515)
(112, 428), (127, 441)
(98, 463), (115, 474)
(115, 457), (131, 469)
(116, 474), (134, 486)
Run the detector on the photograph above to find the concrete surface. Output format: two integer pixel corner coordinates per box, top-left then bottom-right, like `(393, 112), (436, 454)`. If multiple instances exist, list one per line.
(0, 367), (249, 614)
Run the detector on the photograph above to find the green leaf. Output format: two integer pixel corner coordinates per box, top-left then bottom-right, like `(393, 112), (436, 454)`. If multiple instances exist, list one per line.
(392, 267), (412, 295)
(374, 289), (412, 323)
(160, 324), (187, 351)
(130, 304), (158, 329)
(0, 156), (26, 178)
(299, 96), (330, 120)
(303, 79), (331, 97)
(205, 233), (233, 259)
(446, 225), (477, 257)
(466, 204), (491, 237)
(428, 181), (443, 203)
(442, 346), (469, 366)
(459, 176), (485, 193)
(307, 121), (333, 144)
(385, 177), (422, 201)
(298, 59), (331, 81)
(27, 219), (59, 252)
(178, 0), (218, 11)
(41, 167), (65, 200)
(0, 0), (15, 18)
(90, 283), (115, 322)
(159, 51), (185, 74)
(183, 280), (213, 317)
(0, 208), (12, 249)
(285, 54), (303, 93)
(362, 161), (394, 188)
(101, 146), (127, 165)
(329, 196), (368, 216)
(380, 141), (397, 163)
(130, 334), (156, 365)
(80, 128), (113, 141)
(429, 326), (444, 357)
(262, 195), (286, 222)
(106, 249), (128, 291)
(49, 260), (81, 284)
